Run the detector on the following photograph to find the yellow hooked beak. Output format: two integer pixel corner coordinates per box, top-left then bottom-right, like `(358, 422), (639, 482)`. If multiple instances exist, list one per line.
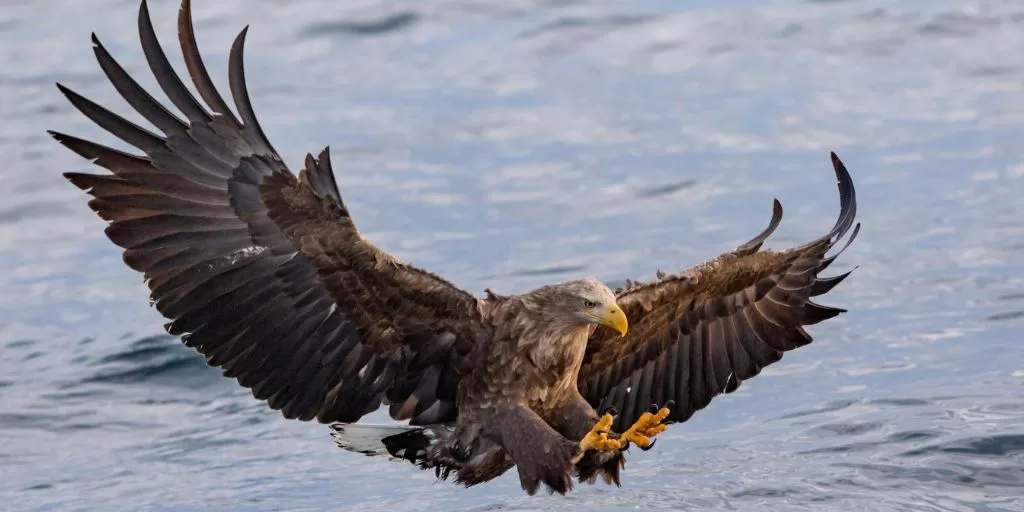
(594, 305), (629, 337)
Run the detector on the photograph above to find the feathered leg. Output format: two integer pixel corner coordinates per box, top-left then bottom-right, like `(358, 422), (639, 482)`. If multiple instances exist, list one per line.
(495, 405), (580, 495)
(547, 391), (626, 486)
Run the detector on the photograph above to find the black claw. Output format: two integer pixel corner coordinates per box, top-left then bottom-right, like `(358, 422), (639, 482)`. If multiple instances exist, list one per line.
(601, 406), (618, 416)
(664, 400), (675, 410)
(639, 438), (657, 451)
(647, 403), (660, 414)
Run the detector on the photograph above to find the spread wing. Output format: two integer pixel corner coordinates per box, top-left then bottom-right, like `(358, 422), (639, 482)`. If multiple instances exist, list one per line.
(578, 153), (859, 431)
(53, 0), (483, 426)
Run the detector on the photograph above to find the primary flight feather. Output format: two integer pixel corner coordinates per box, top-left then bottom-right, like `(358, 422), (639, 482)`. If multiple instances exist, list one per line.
(53, 0), (860, 496)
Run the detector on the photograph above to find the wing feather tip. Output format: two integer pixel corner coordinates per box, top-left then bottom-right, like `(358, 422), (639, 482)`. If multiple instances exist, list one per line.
(803, 302), (847, 325)
(138, 0), (155, 35)
(830, 151), (850, 182)
(54, 82), (73, 97)
(736, 198), (785, 253)
(63, 171), (100, 190)
(231, 25), (251, 56)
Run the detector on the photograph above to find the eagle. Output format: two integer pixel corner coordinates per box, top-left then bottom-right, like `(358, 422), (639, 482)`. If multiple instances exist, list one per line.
(53, 0), (860, 496)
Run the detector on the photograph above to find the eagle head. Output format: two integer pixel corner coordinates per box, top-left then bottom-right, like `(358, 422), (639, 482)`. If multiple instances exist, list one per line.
(526, 278), (628, 337)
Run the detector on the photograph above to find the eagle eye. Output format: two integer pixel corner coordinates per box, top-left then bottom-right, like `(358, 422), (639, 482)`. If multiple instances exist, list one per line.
(583, 299), (598, 308)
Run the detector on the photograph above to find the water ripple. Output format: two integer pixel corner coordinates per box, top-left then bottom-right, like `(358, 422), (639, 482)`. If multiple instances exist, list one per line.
(74, 335), (212, 389)
(2, 0), (1023, 509)
(901, 434), (1024, 458)
(305, 11), (421, 37)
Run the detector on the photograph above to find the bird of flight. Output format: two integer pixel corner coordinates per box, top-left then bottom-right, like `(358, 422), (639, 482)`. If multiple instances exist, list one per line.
(53, 0), (860, 496)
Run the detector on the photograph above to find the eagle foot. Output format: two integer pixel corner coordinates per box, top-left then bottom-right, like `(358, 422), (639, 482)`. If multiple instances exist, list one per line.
(620, 401), (672, 450)
(579, 413), (621, 453)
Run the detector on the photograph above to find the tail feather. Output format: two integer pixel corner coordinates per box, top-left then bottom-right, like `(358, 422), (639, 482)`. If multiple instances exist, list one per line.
(330, 422), (476, 483)
(329, 423), (434, 461)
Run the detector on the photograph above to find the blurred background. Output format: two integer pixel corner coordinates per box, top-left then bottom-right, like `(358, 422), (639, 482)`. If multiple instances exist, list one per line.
(2, 0), (1022, 510)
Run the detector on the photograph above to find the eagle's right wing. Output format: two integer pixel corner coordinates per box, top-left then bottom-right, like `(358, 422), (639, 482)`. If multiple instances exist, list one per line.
(54, 0), (483, 426)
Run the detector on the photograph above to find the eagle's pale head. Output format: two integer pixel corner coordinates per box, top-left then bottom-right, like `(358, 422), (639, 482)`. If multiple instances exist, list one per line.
(525, 277), (628, 337)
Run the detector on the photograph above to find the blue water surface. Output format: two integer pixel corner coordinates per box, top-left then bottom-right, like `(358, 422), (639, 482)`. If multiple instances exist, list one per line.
(1, 0), (1022, 510)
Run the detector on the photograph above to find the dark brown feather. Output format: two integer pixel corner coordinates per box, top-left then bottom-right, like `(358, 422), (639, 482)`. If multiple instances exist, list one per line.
(54, 0), (485, 426)
(580, 153), (859, 431)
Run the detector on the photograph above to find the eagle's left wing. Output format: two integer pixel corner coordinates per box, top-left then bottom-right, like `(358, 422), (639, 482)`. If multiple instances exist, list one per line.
(578, 153), (859, 431)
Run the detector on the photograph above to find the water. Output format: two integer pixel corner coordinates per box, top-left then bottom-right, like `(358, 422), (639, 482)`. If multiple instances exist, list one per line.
(2, 0), (1023, 509)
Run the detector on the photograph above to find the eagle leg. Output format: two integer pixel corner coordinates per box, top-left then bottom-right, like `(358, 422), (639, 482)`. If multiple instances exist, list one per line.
(619, 404), (671, 450)
(579, 413), (622, 452)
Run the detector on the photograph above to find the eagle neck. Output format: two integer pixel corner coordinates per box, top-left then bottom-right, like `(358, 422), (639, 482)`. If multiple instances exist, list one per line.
(481, 295), (593, 374)
(520, 309), (592, 383)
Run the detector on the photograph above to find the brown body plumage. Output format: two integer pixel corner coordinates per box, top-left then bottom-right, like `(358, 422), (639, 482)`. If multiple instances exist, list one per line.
(53, 0), (861, 496)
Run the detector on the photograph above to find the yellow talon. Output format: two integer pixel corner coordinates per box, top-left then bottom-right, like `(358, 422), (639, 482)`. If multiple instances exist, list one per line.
(620, 407), (670, 449)
(579, 413), (622, 452)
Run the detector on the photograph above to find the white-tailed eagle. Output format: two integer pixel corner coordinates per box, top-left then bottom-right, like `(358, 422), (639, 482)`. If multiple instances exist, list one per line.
(53, 0), (860, 496)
